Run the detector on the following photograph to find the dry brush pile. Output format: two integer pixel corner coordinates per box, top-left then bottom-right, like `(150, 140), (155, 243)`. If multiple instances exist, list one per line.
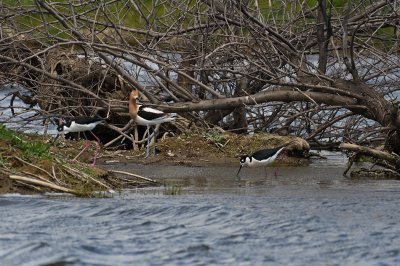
(1, 1), (400, 178)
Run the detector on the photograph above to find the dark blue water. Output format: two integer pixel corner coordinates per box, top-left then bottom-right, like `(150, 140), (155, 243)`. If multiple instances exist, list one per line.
(1, 153), (400, 265)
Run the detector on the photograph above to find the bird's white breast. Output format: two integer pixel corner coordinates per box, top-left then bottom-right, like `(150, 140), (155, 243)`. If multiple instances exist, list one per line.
(246, 157), (275, 167)
(64, 121), (98, 133)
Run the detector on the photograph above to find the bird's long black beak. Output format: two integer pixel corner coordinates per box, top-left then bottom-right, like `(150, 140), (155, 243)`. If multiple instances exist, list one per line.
(236, 165), (243, 177)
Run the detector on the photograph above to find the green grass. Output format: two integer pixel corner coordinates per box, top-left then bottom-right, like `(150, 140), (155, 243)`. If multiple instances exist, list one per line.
(0, 125), (51, 160)
(164, 184), (182, 195)
(205, 130), (226, 145)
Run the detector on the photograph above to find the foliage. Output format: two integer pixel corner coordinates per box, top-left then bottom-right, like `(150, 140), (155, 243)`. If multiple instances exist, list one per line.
(205, 130), (226, 146)
(0, 125), (51, 160)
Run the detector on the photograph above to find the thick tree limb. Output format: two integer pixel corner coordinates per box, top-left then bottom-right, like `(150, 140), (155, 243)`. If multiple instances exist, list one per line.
(154, 90), (362, 113)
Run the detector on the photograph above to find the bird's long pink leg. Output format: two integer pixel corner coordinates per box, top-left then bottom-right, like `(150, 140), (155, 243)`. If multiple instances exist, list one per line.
(74, 142), (90, 161)
(90, 141), (100, 166)
(274, 167), (278, 177)
(89, 130), (101, 143)
(272, 160), (280, 176)
(89, 131), (101, 166)
(274, 156), (283, 176)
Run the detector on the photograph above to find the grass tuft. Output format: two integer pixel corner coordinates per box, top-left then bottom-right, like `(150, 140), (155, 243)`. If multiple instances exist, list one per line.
(0, 125), (51, 160)
(164, 184), (182, 195)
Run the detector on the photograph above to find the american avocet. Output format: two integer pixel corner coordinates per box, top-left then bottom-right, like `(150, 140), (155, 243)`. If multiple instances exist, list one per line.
(129, 89), (175, 158)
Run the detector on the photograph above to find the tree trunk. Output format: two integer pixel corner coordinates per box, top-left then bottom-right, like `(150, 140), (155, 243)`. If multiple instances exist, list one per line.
(316, 0), (332, 74)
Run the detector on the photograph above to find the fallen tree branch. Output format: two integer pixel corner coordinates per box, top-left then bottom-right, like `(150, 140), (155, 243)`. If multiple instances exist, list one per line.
(339, 142), (399, 163)
(339, 142), (400, 176)
(151, 90), (361, 113)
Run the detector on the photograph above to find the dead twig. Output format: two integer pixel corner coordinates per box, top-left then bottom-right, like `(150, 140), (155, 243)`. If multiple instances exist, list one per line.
(107, 169), (158, 183)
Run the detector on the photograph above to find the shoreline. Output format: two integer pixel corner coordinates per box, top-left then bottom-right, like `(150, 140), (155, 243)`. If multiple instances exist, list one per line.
(0, 129), (310, 196)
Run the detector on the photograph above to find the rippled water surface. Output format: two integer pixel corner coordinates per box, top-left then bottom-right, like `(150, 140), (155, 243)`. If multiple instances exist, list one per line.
(1, 152), (400, 265)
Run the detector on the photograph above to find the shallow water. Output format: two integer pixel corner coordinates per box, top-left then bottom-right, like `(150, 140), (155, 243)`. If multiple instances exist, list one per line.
(1, 152), (400, 265)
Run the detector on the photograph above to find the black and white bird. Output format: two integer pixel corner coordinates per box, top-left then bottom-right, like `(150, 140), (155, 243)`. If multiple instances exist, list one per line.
(57, 116), (105, 165)
(129, 89), (176, 158)
(237, 145), (287, 177)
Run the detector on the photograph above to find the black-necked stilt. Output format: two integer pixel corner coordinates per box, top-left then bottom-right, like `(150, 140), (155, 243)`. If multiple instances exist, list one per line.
(237, 145), (287, 177)
(129, 89), (176, 158)
(57, 116), (105, 165)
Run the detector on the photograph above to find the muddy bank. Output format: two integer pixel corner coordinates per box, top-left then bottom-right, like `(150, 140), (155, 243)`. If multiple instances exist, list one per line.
(0, 125), (155, 196)
(100, 132), (310, 167)
(0, 129), (310, 196)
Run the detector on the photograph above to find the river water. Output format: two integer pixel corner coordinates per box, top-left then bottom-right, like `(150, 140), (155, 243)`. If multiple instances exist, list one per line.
(1, 152), (400, 265)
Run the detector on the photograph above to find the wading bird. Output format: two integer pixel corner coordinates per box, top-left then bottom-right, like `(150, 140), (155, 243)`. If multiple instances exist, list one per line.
(57, 116), (105, 166)
(237, 145), (287, 177)
(129, 89), (176, 158)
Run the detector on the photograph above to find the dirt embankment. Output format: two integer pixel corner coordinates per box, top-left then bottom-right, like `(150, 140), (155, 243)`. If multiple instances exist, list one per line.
(1, 128), (310, 196)
(101, 131), (310, 166)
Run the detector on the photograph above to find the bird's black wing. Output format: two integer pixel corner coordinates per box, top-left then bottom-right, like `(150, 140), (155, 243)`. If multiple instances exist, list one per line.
(251, 146), (285, 160)
(138, 106), (166, 120)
